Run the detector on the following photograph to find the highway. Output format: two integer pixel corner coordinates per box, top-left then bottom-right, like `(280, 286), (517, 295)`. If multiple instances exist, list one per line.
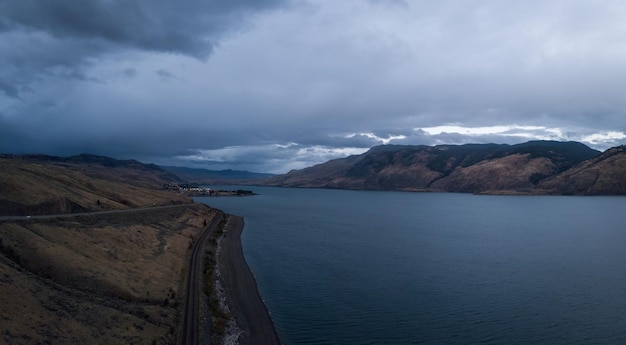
(0, 204), (197, 221)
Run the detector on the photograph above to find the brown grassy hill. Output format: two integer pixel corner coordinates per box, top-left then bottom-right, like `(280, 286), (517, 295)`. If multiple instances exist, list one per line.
(1, 204), (216, 345)
(261, 144), (506, 189)
(263, 141), (601, 193)
(0, 154), (188, 216)
(537, 145), (626, 195)
(262, 154), (364, 189)
(0, 153), (218, 344)
(430, 153), (557, 193)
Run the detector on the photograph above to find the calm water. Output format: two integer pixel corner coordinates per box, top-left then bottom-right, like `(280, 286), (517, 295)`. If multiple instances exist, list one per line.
(197, 187), (626, 344)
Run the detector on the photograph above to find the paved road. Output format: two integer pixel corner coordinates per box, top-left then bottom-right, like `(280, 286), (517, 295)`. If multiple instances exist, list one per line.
(0, 204), (196, 221)
(180, 210), (224, 345)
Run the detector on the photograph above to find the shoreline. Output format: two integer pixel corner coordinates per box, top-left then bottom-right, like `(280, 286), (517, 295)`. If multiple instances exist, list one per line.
(219, 215), (281, 344)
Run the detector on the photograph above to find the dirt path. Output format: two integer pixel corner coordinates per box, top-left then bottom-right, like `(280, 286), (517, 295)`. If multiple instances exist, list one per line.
(220, 216), (281, 345)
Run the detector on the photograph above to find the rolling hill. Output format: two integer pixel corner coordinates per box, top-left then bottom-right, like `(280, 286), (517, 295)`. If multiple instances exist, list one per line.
(537, 145), (626, 195)
(0, 154), (187, 216)
(0, 153), (221, 344)
(261, 141), (625, 195)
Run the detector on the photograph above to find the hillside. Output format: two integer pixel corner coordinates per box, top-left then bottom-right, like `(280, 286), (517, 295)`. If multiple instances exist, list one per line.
(0, 154), (216, 344)
(1, 205), (216, 344)
(0, 154), (188, 216)
(537, 145), (626, 195)
(262, 141), (612, 194)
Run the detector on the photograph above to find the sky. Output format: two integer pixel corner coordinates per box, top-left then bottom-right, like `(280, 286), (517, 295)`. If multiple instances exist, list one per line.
(2, 0), (626, 173)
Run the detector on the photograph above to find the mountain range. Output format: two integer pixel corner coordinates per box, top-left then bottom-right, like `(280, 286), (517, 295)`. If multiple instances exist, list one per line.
(160, 165), (274, 184)
(3, 140), (625, 198)
(261, 141), (626, 195)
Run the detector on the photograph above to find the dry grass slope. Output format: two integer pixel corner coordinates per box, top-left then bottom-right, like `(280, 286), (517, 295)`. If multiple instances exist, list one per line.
(0, 154), (217, 344)
(1, 205), (216, 344)
(0, 156), (189, 216)
(261, 141), (621, 195)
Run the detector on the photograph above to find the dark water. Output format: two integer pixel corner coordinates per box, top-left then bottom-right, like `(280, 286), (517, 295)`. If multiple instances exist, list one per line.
(197, 187), (626, 344)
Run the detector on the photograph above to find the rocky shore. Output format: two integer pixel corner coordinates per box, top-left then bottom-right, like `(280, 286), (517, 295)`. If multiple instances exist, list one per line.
(217, 215), (281, 345)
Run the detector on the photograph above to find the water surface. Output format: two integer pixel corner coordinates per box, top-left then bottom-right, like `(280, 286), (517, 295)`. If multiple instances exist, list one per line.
(197, 188), (626, 344)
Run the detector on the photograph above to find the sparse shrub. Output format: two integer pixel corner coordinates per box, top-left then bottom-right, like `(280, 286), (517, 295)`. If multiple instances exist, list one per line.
(0, 243), (21, 265)
(529, 172), (548, 185)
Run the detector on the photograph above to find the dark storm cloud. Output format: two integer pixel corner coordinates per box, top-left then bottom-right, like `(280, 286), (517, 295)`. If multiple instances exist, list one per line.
(0, 0), (286, 97)
(2, 0), (626, 173)
(0, 0), (285, 57)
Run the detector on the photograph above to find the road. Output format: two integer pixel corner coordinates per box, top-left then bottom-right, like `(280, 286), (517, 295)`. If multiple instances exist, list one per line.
(0, 204), (197, 222)
(180, 209), (224, 345)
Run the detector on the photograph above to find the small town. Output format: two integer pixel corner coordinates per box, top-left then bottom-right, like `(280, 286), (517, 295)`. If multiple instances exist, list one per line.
(163, 183), (255, 197)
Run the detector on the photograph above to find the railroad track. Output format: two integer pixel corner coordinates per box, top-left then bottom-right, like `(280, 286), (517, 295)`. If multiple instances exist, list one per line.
(0, 203), (220, 344)
(180, 210), (224, 345)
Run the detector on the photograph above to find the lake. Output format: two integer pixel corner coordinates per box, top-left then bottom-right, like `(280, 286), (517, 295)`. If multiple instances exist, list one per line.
(196, 187), (626, 344)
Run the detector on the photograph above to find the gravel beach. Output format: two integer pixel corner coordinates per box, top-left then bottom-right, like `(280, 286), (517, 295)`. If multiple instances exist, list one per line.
(219, 215), (281, 345)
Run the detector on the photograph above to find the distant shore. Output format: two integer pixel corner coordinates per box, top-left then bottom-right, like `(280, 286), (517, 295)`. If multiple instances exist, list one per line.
(219, 215), (281, 344)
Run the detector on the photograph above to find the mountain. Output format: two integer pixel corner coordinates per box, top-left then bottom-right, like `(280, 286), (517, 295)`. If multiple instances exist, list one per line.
(0, 154), (188, 216)
(429, 141), (601, 193)
(262, 141), (610, 194)
(537, 145), (626, 195)
(160, 165), (274, 184)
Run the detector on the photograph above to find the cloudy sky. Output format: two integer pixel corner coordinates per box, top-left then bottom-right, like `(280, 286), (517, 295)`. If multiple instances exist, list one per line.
(2, 0), (626, 173)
